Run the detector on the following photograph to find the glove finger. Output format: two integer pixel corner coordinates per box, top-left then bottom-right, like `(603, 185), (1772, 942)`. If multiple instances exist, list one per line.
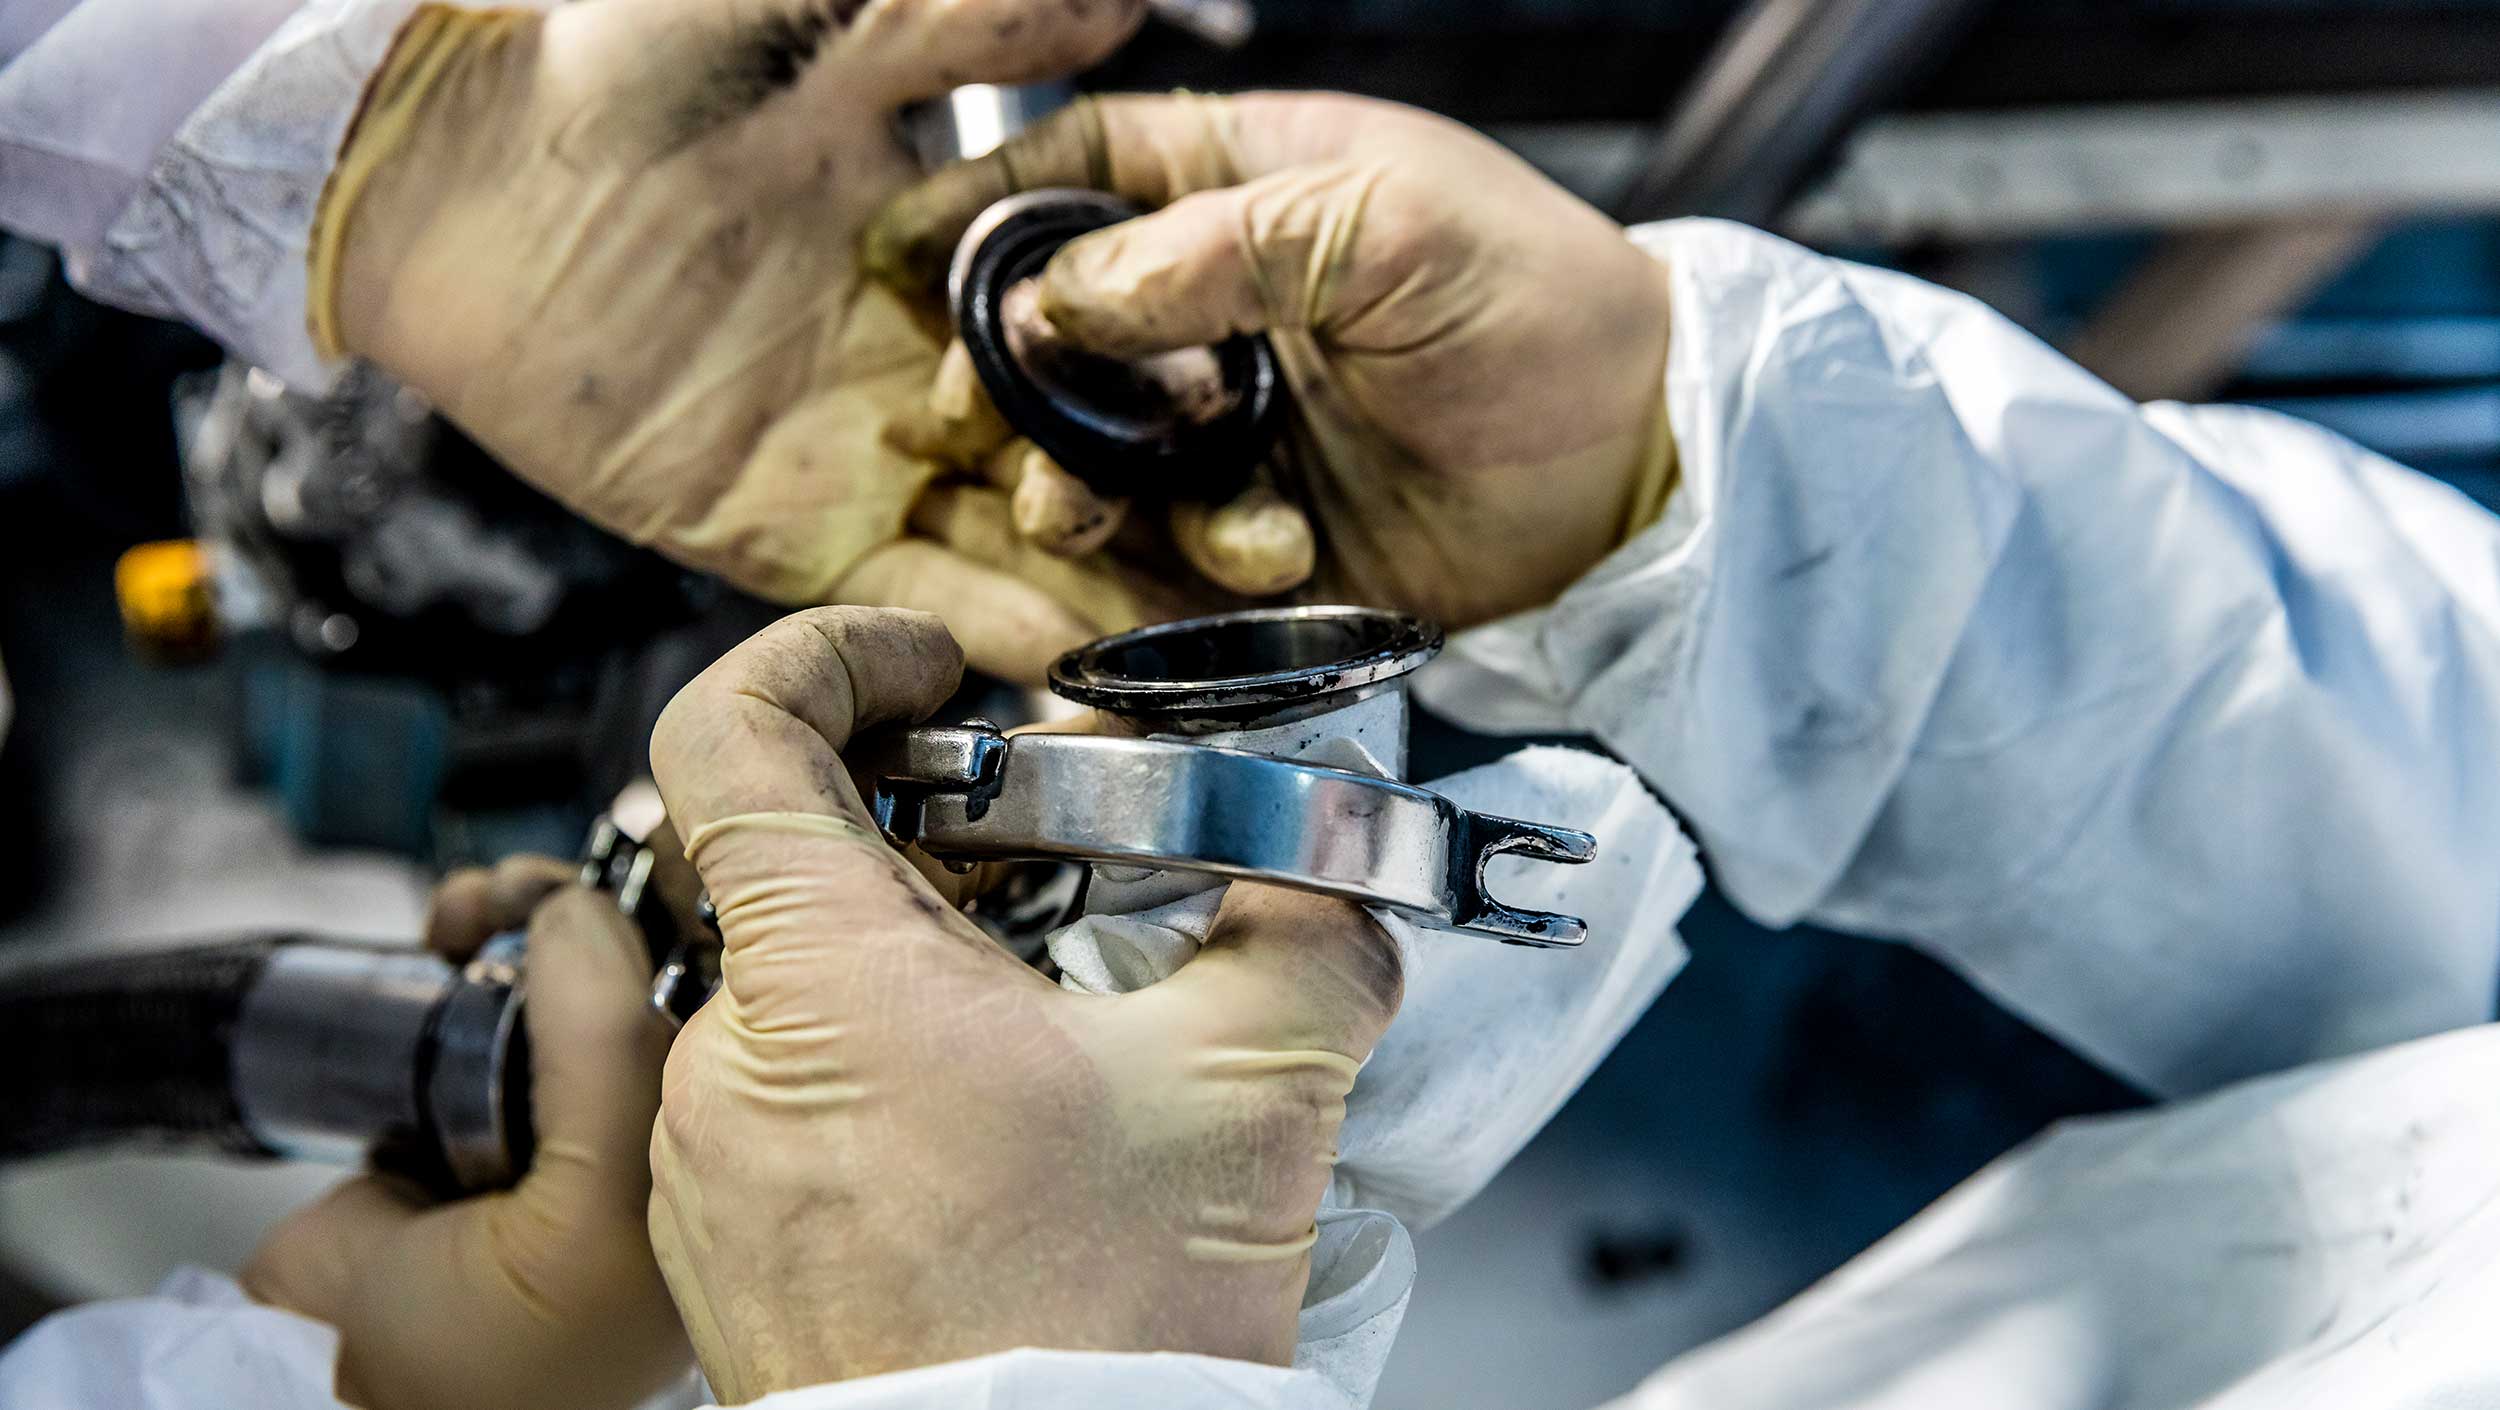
(1009, 444), (1130, 556)
(1035, 160), (1389, 358)
(516, 886), (672, 1220)
(650, 608), (1046, 1041)
(1168, 483), (1315, 597)
(1153, 882), (1403, 1064)
(492, 887), (693, 1405)
(866, 94), (1241, 296)
(838, 0), (1147, 110)
(836, 535), (1101, 684)
(424, 855), (576, 961)
(239, 1175), (419, 1324)
(906, 485), (1163, 639)
(882, 338), (1016, 471)
(651, 607), (964, 840)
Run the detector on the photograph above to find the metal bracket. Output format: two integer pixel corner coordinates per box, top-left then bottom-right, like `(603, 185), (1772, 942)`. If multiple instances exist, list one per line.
(864, 720), (1010, 866)
(860, 723), (1597, 947)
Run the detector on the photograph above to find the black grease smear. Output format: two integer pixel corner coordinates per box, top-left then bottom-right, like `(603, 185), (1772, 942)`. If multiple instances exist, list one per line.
(662, 0), (870, 152)
(905, 887), (955, 926)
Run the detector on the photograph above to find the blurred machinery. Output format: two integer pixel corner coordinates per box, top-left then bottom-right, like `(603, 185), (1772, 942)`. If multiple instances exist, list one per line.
(132, 360), (747, 860)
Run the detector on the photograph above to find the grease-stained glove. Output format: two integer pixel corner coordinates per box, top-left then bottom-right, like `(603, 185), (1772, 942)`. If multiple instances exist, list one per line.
(865, 91), (1681, 628)
(309, 0), (1150, 683)
(241, 857), (690, 1410)
(643, 607), (1403, 1401)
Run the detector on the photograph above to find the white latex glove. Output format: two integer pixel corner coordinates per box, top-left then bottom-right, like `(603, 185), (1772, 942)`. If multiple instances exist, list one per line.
(863, 92), (1680, 627)
(308, 0), (1154, 683)
(643, 607), (1406, 1402)
(241, 857), (691, 1410)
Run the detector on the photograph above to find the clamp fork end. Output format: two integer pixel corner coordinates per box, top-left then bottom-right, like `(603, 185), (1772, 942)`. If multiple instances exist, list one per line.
(1450, 813), (1598, 948)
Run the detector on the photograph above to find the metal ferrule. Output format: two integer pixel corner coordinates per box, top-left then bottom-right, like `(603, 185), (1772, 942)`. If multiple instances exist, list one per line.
(230, 943), (456, 1167)
(231, 940), (528, 1191)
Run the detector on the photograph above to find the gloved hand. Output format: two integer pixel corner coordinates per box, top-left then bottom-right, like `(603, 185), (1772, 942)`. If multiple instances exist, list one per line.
(864, 92), (1681, 628)
(644, 607), (1403, 1400)
(240, 857), (690, 1410)
(308, 0), (1154, 683)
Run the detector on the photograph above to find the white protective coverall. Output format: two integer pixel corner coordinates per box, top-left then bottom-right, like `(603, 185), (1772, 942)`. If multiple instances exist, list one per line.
(7, 4), (2500, 1408)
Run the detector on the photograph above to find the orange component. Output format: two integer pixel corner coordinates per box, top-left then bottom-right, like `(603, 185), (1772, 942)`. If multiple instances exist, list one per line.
(114, 539), (219, 660)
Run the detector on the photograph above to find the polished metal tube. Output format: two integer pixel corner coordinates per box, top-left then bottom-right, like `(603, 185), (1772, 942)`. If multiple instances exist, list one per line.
(230, 943), (454, 1166)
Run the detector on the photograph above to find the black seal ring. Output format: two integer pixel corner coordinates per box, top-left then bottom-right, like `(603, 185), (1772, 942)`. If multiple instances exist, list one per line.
(948, 189), (1283, 501)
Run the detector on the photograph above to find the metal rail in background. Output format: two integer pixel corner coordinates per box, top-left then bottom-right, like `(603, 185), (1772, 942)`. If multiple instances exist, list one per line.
(1612, 0), (1992, 227)
(1785, 91), (2500, 248)
(1773, 90), (2500, 401)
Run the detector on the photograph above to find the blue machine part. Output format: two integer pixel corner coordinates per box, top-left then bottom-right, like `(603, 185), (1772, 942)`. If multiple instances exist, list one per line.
(245, 659), (449, 855)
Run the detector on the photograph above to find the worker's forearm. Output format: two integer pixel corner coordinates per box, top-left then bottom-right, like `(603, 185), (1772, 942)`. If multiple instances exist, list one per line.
(0, 0), (546, 389)
(1515, 218), (2500, 1097)
(0, 0), (301, 248)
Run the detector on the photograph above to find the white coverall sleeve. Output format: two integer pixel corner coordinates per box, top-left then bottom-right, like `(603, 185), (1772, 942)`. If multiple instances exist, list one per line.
(1423, 217), (2500, 1098)
(0, 0), (530, 389)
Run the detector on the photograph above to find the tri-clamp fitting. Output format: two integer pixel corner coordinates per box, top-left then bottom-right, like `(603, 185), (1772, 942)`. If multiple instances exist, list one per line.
(862, 606), (1599, 947)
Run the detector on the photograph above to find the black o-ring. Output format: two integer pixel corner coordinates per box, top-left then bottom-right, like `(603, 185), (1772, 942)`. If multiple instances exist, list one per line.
(949, 189), (1282, 501)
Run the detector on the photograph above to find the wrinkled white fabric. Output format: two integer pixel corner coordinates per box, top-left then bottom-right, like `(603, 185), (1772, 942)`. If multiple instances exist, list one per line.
(1614, 1022), (2500, 1410)
(0, 1267), (342, 1410)
(0, 0), (545, 390)
(0, 0), (301, 250)
(738, 1348), (1359, 1410)
(1425, 218), (2500, 1100)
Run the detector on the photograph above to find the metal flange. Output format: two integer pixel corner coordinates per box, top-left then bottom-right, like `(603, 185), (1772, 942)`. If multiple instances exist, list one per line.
(863, 723), (1597, 947)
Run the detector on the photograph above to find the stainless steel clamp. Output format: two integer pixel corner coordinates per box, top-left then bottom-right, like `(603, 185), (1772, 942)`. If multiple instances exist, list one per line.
(861, 606), (1601, 947)
(865, 723), (1595, 946)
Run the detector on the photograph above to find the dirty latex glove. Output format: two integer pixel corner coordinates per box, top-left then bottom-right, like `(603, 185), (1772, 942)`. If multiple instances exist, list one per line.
(307, 0), (1149, 684)
(865, 91), (1680, 628)
(644, 606), (1403, 1401)
(241, 856), (690, 1410)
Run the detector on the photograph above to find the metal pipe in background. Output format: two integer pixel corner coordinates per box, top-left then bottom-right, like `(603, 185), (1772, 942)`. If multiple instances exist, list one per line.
(0, 937), (527, 1194)
(1612, 0), (1993, 228)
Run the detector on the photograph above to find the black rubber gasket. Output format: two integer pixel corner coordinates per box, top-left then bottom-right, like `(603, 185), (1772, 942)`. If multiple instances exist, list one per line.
(950, 189), (1282, 501)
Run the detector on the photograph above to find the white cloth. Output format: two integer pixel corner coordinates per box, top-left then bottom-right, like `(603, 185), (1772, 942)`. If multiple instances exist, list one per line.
(1616, 1021), (2500, 1410)
(0, 1267), (339, 1410)
(0, 0), (536, 390)
(14, 216), (2500, 1409)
